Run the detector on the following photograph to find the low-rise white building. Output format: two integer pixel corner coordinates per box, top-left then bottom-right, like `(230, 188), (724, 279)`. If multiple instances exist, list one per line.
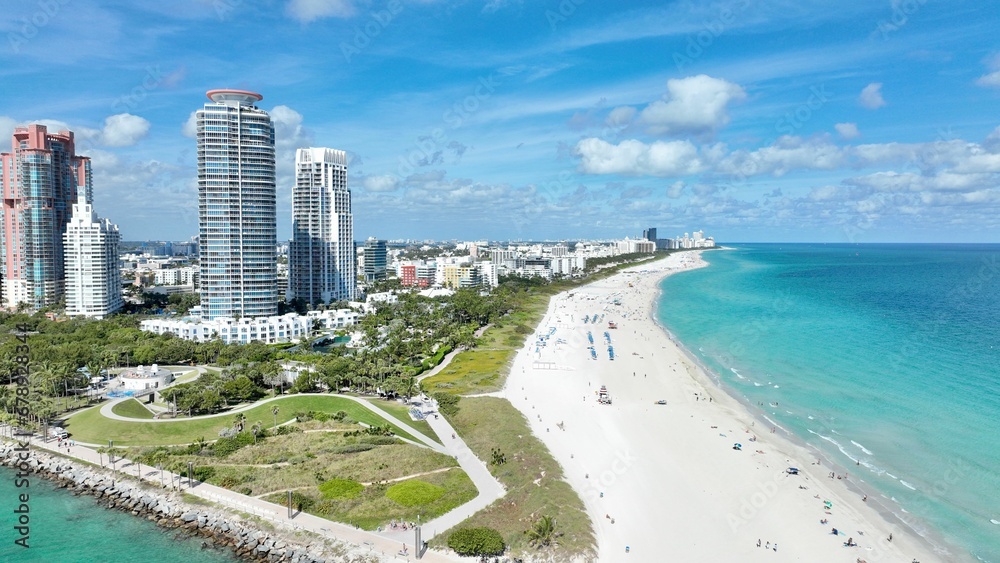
(139, 310), (359, 344)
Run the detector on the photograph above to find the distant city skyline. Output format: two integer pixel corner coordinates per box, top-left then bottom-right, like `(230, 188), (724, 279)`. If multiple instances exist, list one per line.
(2, 1), (999, 242)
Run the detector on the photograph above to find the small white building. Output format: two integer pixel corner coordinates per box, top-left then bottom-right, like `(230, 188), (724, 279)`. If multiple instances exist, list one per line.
(117, 364), (173, 391)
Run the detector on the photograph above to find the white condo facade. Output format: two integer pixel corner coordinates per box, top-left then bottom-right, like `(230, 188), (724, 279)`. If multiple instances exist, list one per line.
(196, 89), (277, 320)
(63, 194), (123, 318)
(140, 309), (359, 345)
(288, 147), (356, 305)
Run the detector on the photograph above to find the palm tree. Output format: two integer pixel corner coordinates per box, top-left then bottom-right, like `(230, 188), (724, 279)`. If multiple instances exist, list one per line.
(234, 412), (247, 433)
(271, 405), (279, 432)
(526, 515), (557, 548)
(251, 421), (262, 444)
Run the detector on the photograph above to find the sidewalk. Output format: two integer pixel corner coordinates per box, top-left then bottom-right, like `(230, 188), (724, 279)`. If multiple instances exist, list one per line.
(20, 433), (461, 562)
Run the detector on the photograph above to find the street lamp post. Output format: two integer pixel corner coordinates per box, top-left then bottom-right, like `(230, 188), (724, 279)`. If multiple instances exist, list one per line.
(187, 461), (193, 488)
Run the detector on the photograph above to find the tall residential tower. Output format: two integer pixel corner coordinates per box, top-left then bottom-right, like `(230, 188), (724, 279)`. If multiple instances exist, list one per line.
(1, 125), (92, 309)
(196, 89), (277, 320)
(63, 193), (123, 318)
(288, 148), (356, 306)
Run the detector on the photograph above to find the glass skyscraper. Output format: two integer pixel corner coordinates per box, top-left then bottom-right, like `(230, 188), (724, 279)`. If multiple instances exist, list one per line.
(288, 148), (356, 306)
(1, 124), (92, 310)
(197, 89), (277, 320)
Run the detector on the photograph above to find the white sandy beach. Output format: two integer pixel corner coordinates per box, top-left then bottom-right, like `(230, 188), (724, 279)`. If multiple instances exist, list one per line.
(503, 251), (942, 563)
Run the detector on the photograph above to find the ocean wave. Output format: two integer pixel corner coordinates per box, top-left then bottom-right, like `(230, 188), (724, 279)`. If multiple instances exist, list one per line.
(900, 480), (918, 491)
(752, 382), (762, 387)
(990, 519), (999, 526)
(731, 368), (745, 379)
(807, 429), (867, 467)
(851, 440), (874, 456)
(773, 385), (780, 388)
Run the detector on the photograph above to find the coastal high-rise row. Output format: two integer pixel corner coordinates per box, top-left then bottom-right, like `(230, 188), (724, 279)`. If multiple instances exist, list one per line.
(196, 89), (277, 320)
(288, 148), (356, 306)
(1, 125), (92, 310)
(63, 193), (123, 318)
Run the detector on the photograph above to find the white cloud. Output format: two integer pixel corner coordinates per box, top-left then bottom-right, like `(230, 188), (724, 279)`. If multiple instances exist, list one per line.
(976, 54), (1000, 88)
(977, 71), (1000, 88)
(0, 116), (17, 144)
(859, 82), (886, 109)
(362, 174), (400, 192)
(666, 180), (685, 198)
(182, 111), (198, 138)
(718, 136), (847, 177)
(574, 138), (705, 176)
(100, 114), (150, 147)
(286, 0), (355, 23)
(835, 122), (860, 140)
(606, 106), (636, 127)
(638, 75), (746, 136)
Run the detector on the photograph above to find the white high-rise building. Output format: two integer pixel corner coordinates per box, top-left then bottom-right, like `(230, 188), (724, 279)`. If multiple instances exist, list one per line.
(63, 193), (122, 318)
(288, 148), (356, 306)
(196, 89), (277, 320)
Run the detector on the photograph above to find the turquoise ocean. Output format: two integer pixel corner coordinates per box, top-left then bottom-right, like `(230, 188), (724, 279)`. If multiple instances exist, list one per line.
(0, 464), (237, 562)
(656, 243), (1000, 562)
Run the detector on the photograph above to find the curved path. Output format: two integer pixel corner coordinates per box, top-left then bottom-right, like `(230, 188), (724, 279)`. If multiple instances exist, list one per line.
(19, 434), (463, 562)
(96, 393), (446, 453)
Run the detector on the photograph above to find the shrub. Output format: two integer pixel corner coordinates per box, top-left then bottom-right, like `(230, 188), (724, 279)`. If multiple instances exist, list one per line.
(289, 491), (315, 511)
(212, 432), (255, 457)
(192, 466), (216, 481)
(218, 475), (240, 489)
(332, 410), (348, 421)
(332, 443), (375, 454)
(276, 425), (301, 436)
(447, 527), (505, 557)
(434, 392), (460, 416)
(385, 480), (445, 507)
(318, 478), (364, 500)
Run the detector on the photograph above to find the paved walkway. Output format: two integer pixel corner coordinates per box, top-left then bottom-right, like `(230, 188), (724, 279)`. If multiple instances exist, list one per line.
(94, 393), (446, 453)
(19, 434), (460, 562)
(377, 412), (506, 542)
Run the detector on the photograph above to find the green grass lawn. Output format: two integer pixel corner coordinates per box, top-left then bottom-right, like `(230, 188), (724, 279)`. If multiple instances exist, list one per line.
(433, 397), (594, 559)
(368, 398), (435, 439)
(264, 462), (476, 530)
(110, 398), (154, 419)
(64, 395), (420, 446)
(421, 349), (515, 395)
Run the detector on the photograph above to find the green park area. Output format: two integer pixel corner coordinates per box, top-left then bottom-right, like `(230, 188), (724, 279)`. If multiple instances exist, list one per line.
(125, 416), (473, 531)
(65, 395), (423, 446)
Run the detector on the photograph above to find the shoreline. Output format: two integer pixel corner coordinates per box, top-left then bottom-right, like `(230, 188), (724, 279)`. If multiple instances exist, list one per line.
(646, 253), (962, 561)
(504, 250), (947, 562)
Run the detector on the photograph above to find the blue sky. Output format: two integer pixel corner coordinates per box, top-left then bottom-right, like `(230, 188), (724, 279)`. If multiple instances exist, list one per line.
(2, 0), (999, 243)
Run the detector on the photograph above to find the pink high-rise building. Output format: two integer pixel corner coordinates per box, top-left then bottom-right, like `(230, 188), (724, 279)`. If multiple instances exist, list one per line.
(1, 124), (92, 310)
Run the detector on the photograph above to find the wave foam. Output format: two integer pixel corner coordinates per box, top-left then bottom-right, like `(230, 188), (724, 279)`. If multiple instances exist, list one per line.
(851, 440), (874, 456)
(900, 480), (917, 491)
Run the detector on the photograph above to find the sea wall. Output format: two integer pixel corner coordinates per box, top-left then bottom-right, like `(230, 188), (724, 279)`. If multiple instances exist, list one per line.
(0, 442), (379, 562)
